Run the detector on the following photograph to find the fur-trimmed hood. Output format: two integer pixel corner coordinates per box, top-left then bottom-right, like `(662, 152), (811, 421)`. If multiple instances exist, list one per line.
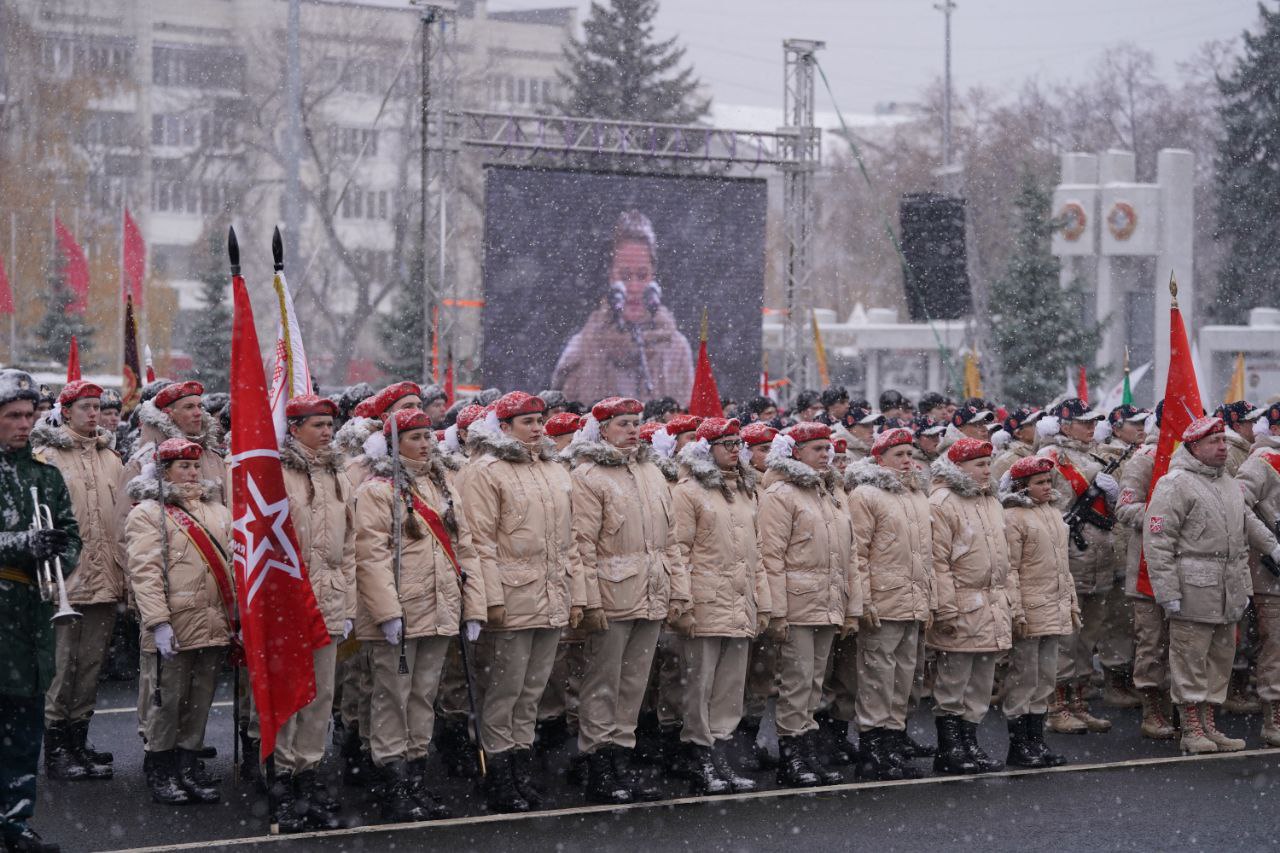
(569, 439), (657, 470)
(32, 421), (115, 452)
(844, 456), (927, 494)
(280, 436), (342, 476)
(930, 455), (991, 497)
(126, 474), (219, 506)
(333, 416), (381, 457)
(765, 455), (840, 493)
(677, 440), (756, 499)
(468, 428), (557, 464)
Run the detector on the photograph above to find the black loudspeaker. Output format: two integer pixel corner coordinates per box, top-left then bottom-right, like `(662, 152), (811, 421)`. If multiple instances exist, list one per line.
(899, 192), (970, 321)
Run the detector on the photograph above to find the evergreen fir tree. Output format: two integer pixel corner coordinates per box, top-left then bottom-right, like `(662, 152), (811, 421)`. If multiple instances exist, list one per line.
(1212, 2), (1280, 323)
(31, 250), (94, 364)
(555, 0), (711, 124)
(990, 171), (1105, 406)
(186, 228), (231, 393)
(378, 254), (426, 380)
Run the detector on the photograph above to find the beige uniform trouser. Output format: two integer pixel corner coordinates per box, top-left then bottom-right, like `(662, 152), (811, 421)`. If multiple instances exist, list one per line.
(855, 620), (919, 732)
(369, 635), (451, 765)
(537, 640), (587, 725)
(1057, 591), (1107, 681)
(578, 619), (661, 754)
(1256, 596), (1280, 702)
(46, 602), (118, 723)
(679, 636), (749, 747)
(1098, 583), (1135, 669)
(481, 627), (561, 754)
(776, 625), (836, 738)
(1002, 635), (1059, 717)
(274, 640), (339, 774)
(1168, 619), (1235, 705)
(338, 643), (363, 729)
(824, 634), (858, 722)
(933, 650), (998, 724)
(743, 635), (780, 719)
(1131, 598), (1170, 690)
(141, 646), (225, 752)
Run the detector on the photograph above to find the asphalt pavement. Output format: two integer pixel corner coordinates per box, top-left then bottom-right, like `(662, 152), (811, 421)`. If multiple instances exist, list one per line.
(32, 676), (1280, 853)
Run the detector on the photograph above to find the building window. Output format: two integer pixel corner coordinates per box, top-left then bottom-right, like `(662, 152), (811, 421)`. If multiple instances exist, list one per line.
(153, 44), (244, 90)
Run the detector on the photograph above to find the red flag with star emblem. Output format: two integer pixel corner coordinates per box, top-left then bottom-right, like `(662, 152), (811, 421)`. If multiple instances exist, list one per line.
(229, 249), (329, 762)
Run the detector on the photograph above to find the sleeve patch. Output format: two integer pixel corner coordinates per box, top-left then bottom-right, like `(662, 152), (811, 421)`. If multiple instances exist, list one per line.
(1119, 487), (1137, 505)
(1148, 515), (1164, 534)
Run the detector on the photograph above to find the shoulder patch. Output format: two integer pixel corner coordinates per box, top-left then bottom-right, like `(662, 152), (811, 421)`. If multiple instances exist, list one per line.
(1119, 487), (1137, 505)
(1148, 515), (1164, 534)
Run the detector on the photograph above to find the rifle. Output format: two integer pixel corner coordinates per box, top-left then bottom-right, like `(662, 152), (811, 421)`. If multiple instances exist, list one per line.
(390, 416), (409, 675)
(1262, 516), (1280, 578)
(1062, 443), (1137, 552)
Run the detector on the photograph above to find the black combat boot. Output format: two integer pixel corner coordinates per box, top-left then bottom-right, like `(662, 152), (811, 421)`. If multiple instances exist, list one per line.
(1005, 716), (1047, 768)
(485, 752), (531, 814)
(534, 715), (570, 753)
(686, 743), (730, 795)
(613, 746), (662, 801)
(147, 750), (193, 805)
(511, 747), (544, 808)
(817, 714), (858, 765)
(734, 715), (777, 770)
(42, 723), (89, 781)
(3, 822), (61, 852)
(379, 760), (431, 822)
(584, 748), (631, 805)
(801, 730), (843, 784)
(73, 718), (113, 764)
(177, 749), (220, 803)
(895, 727), (936, 759)
(340, 725), (374, 788)
(292, 770), (342, 829)
(405, 756), (453, 819)
(660, 725), (691, 779)
(879, 730), (922, 779)
(566, 751), (588, 786)
(438, 717), (480, 779)
(238, 729), (264, 789)
(932, 716), (978, 775)
(1027, 713), (1067, 767)
(710, 740), (757, 793)
(66, 720), (112, 779)
(775, 736), (819, 788)
(270, 772), (306, 834)
(855, 728), (906, 782)
(296, 768), (340, 813)
(960, 721), (1003, 772)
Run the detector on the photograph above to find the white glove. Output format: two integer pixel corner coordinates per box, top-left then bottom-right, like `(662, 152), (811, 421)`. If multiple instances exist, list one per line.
(380, 617), (404, 646)
(1271, 546), (1280, 564)
(342, 619), (354, 640)
(1162, 599), (1181, 616)
(153, 622), (178, 659)
(1095, 472), (1119, 501)
(990, 429), (1012, 451)
(998, 470), (1013, 496)
(465, 620), (483, 643)
(1036, 415), (1060, 438)
(1093, 421), (1113, 444)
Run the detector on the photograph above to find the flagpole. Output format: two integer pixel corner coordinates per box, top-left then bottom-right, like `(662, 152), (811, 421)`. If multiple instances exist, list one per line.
(8, 212), (15, 364)
(119, 192), (127, 387)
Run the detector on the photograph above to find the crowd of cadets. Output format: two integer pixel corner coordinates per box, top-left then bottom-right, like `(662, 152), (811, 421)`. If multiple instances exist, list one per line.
(5, 368), (1280, 850)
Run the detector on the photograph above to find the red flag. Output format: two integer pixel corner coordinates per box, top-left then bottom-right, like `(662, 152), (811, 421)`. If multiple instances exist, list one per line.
(122, 295), (141, 410)
(1077, 365), (1089, 405)
(123, 208), (145, 307)
(0, 254), (14, 315)
(66, 335), (80, 382)
(444, 349), (455, 406)
(229, 269), (330, 762)
(688, 311), (724, 418)
(1136, 295), (1201, 597)
(54, 218), (89, 315)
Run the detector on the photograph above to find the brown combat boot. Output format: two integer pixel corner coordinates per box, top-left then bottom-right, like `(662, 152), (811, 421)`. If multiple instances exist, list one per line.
(1102, 667), (1143, 709)
(1201, 703), (1245, 751)
(1069, 679), (1112, 732)
(1222, 670), (1262, 714)
(1139, 688), (1176, 740)
(1178, 704), (1217, 754)
(1046, 684), (1086, 734)
(1261, 701), (1280, 747)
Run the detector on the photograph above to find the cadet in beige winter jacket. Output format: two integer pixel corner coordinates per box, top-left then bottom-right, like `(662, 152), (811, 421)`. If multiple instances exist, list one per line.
(927, 437), (1011, 775)
(124, 438), (232, 806)
(569, 396), (690, 806)
(738, 421), (781, 749)
(1238, 408), (1280, 745)
(1145, 417), (1280, 755)
(35, 382), (126, 782)
(757, 421), (859, 789)
(670, 418), (767, 795)
(353, 408), (484, 823)
(845, 428), (936, 780)
(457, 392), (586, 814)
(999, 454), (1077, 769)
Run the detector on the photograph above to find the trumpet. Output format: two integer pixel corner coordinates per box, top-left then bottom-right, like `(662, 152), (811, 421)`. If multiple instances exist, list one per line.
(30, 486), (80, 624)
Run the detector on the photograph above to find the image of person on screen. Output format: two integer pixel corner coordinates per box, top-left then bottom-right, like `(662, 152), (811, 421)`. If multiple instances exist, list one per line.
(550, 210), (694, 404)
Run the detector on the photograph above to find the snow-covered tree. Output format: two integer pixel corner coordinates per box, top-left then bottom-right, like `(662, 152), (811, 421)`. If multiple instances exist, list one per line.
(556, 0), (710, 124)
(31, 253), (94, 364)
(1213, 2), (1280, 323)
(186, 229), (231, 393)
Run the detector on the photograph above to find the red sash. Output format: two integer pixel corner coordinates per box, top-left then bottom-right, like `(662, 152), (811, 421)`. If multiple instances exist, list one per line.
(1056, 453), (1110, 518)
(372, 477), (463, 578)
(166, 504), (244, 664)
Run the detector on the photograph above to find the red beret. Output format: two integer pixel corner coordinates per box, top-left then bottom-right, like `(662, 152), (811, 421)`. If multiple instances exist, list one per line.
(1009, 455), (1055, 480)
(832, 437), (848, 454)
(58, 380), (103, 406)
(1182, 415), (1225, 443)
(741, 422), (778, 447)
(871, 427), (914, 457)
(545, 412), (583, 437)
(494, 391), (546, 421)
(592, 397), (643, 422)
(947, 437), (993, 463)
(695, 417), (740, 443)
(352, 397), (377, 420)
(785, 422), (832, 444)
(157, 437), (203, 462)
(456, 404), (487, 430)
(154, 380), (204, 410)
(383, 408), (433, 437)
(285, 394), (338, 420)
(665, 414), (702, 436)
(638, 421), (664, 444)
(368, 381), (422, 420)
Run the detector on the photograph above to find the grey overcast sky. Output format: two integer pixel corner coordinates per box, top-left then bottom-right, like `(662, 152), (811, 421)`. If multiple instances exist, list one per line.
(487, 0), (1265, 113)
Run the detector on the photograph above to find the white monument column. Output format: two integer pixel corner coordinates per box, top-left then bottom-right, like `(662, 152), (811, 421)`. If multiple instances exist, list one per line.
(1154, 149), (1195, 396)
(1096, 151), (1135, 374)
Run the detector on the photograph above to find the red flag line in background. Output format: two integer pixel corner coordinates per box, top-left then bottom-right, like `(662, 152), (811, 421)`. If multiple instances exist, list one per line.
(66, 336), (80, 382)
(123, 207), (146, 308)
(53, 217), (89, 315)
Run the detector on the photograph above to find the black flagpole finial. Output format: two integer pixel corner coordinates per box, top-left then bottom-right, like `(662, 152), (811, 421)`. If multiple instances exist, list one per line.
(228, 226), (240, 275)
(272, 226), (284, 272)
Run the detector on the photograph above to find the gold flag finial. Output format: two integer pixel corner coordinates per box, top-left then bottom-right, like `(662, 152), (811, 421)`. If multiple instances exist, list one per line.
(1123, 345), (1130, 373)
(1169, 270), (1179, 307)
(700, 306), (708, 342)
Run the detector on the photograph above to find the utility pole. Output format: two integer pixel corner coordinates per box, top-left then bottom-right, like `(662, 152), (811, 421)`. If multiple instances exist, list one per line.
(284, 0), (302, 274)
(934, 0), (956, 168)
(418, 4), (437, 382)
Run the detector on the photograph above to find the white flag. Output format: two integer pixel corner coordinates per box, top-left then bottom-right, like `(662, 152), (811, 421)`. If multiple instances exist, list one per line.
(267, 270), (312, 443)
